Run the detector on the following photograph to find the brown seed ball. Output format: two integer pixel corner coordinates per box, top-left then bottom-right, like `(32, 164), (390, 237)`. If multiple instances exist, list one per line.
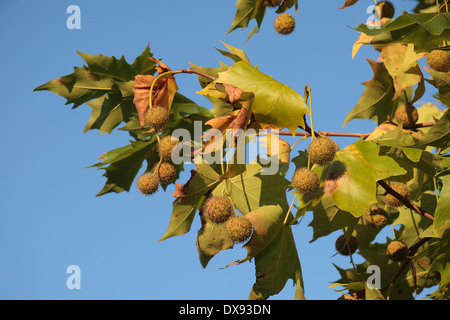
(136, 173), (159, 195)
(375, 1), (395, 19)
(274, 13), (295, 35)
(387, 240), (408, 262)
(225, 216), (253, 243)
(157, 135), (180, 162)
(153, 162), (177, 185)
(291, 167), (320, 195)
(364, 206), (389, 229)
(395, 104), (419, 127)
(308, 136), (338, 166)
(426, 50), (450, 72)
(145, 106), (169, 132)
(263, 0), (282, 7)
(202, 196), (234, 224)
(335, 235), (358, 256)
(383, 182), (410, 208)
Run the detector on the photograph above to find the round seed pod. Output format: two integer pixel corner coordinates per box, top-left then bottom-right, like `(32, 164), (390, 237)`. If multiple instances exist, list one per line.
(157, 135), (180, 162)
(383, 182), (410, 208)
(153, 162), (177, 185)
(308, 136), (338, 166)
(335, 235), (358, 256)
(291, 167), (320, 195)
(136, 173), (159, 195)
(225, 216), (253, 243)
(202, 196), (234, 224)
(145, 106), (169, 132)
(395, 104), (419, 127)
(364, 205), (389, 229)
(274, 13), (296, 35)
(387, 240), (408, 262)
(426, 50), (450, 72)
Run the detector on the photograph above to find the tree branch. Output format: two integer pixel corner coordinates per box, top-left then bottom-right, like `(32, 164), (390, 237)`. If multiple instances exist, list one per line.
(377, 180), (435, 222)
(180, 67), (217, 81)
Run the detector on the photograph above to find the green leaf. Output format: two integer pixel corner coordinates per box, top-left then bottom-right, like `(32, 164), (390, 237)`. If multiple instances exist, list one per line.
(414, 109), (450, 149)
(159, 162), (222, 242)
(84, 94), (134, 134)
(373, 125), (422, 162)
(323, 139), (406, 217)
(196, 216), (234, 268)
(309, 194), (359, 243)
(380, 43), (424, 101)
(241, 205), (286, 262)
(248, 224), (304, 300)
(429, 251), (450, 289)
(435, 175), (450, 237)
(425, 67), (450, 107)
(34, 66), (113, 108)
(201, 61), (309, 134)
(356, 12), (450, 53)
(343, 60), (396, 127)
(94, 139), (156, 196)
(212, 161), (291, 215)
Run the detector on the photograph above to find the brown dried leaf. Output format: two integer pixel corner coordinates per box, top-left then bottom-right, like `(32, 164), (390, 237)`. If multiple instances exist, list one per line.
(132, 58), (179, 128)
(339, 0), (359, 9)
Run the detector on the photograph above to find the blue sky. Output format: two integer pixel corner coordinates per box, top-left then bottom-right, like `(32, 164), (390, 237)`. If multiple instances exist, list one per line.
(0, 0), (436, 300)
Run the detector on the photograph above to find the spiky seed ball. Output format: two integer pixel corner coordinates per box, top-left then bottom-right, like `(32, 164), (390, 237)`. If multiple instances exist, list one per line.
(308, 136), (338, 166)
(157, 135), (180, 162)
(263, 0), (282, 7)
(202, 196), (234, 224)
(364, 206), (389, 229)
(145, 107), (169, 132)
(387, 240), (408, 262)
(291, 167), (320, 195)
(136, 173), (159, 195)
(395, 104), (419, 127)
(426, 50), (450, 72)
(375, 1), (395, 19)
(274, 13), (295, 35)
(153, 162), (177, 185)
(383, 182), (410, 208)
(335, 235), (358, 256)
(226, 216), (253, 243)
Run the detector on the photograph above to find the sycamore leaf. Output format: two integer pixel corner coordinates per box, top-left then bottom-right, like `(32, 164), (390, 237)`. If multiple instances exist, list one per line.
(343, 59), (396, 127)
(133, 58), (178, 128)
(435, 175), (450, 237)
(200, 61), (309, 134)
(425, 67), (450, 107)
(196, 216), (234, 268)
(372, 125), (422, 162)
(414, 109), (450, 149)
(379, 43), (425, 100)
(212, 161), (291, 215)
(309, 194), (359, 243)
(159, 163), (222, 242)
(323, 139), (406, 218)
(355, 12), (450, 53)
(92, 139), (156, 196)
(84, 94), (134, 134)
(241, 205), (286, 262)
(248, 224), (304, 300)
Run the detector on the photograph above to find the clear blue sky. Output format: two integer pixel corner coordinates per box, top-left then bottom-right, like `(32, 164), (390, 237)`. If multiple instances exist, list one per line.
(0, 0), (434, 300)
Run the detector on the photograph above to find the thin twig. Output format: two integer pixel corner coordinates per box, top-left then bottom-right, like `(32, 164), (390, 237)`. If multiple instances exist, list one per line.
(377, 180), (435, 222)
(180, 67), (217, 81)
